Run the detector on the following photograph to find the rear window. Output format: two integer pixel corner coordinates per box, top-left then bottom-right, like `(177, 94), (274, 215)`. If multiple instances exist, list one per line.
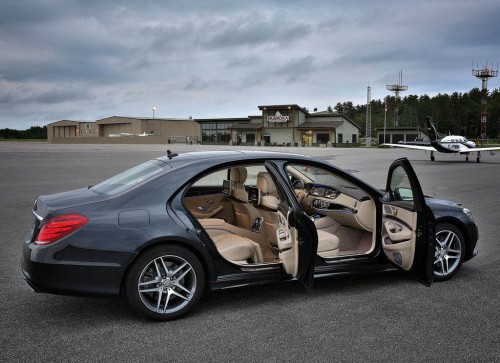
(91, 160), (167, 195)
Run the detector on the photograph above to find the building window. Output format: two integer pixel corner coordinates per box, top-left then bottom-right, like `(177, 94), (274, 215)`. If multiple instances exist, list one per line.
(352, 134), (357, 143)
(338, 134), (343, 143)
(201, 122), (231, 143)
(317, 133), (329, 144)
(246, 134), (255, 143)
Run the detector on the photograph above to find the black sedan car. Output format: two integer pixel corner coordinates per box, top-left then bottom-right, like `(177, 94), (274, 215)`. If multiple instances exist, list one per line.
(22, 151), (478, 320)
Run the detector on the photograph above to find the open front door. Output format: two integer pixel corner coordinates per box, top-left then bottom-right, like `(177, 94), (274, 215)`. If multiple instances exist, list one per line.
(382, 158), (435, 285)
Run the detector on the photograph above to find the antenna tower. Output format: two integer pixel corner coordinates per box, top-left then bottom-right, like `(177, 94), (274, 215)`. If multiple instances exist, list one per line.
(472, 63), (498, 139)
(386, 70), (408, 127)
(365, 83), (372, 147)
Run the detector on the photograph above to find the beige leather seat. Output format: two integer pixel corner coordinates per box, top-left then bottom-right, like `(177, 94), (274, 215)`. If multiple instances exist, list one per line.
(212, 233), (263, 264)
(316, 230), (340, 258)
(256, 172), (339, 259)
(256, 172), (281, 248)
(230, 167), (249, 203)
(229, 167), (252, 228)
(258, 172), (339, 257)
(257, 171), (279, 199)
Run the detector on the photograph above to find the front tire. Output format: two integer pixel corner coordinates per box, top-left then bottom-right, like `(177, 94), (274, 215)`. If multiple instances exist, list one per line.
(433, 223), (464, 281)
(125, 245), (205, 320)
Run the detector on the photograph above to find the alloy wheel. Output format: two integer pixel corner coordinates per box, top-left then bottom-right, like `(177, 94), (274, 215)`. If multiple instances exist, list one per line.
(137, 254), (197, 314)
(434, 227), (462, 280)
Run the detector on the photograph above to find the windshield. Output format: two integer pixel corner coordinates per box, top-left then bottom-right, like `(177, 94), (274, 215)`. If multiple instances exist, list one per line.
(91, 160), (167, 195)
(288, 165), (358, 190)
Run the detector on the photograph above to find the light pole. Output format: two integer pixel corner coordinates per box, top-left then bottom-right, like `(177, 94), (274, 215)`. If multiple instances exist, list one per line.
(383, 97), (387, 143)
(152, 106), (156, 119)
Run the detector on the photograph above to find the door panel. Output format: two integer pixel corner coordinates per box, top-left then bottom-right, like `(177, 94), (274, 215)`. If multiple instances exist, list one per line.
(382, 158), (435, 285)
(381, 205), (417, 270)
(276, 208), (299, 276)
(184, 193), (234, 223)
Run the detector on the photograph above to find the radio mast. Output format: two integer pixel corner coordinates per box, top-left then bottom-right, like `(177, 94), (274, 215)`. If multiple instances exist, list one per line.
(386, 70), (408, 127)
(472, 64), (498, 139)
(365, 82), (372, 147)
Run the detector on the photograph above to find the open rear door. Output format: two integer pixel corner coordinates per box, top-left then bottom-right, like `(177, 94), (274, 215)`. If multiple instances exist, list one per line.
(382, 158), (435, 285)
(266, 161), (318, 289)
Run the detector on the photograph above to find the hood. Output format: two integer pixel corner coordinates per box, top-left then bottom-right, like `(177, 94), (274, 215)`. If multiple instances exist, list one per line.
(424, 196), (462, 210)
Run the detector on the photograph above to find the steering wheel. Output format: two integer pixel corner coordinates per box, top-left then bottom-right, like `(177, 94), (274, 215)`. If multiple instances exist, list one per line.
(292, 180), (305, 190)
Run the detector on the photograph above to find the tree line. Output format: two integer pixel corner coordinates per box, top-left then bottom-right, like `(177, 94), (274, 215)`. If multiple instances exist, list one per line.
(0, 126), (47, 139)
(329, 87), (500, 139)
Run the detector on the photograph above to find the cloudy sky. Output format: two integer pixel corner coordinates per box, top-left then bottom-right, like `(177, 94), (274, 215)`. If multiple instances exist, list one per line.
(1, 0), (500, 130)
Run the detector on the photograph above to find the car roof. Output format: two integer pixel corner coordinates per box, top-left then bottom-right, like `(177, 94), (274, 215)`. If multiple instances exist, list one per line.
(156, 150), (312, 164)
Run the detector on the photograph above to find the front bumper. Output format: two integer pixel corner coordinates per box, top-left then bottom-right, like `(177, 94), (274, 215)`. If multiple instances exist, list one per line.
(464, 223), (479, 262)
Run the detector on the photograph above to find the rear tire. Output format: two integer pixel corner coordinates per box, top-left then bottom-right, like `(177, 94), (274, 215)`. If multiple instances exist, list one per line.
(125, 245), (205, 320)
(433, 223), (464, 282)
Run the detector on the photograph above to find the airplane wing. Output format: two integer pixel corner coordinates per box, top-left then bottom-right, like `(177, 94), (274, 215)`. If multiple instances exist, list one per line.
(383, 143), (435, 151)
(459, 146), (500, 154)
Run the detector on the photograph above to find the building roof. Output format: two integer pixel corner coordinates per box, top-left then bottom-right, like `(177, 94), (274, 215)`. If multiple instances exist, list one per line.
(47, 120), (92, 126)
(195, 117), (250, 123)
(258, 104), (309, 114)
(308, 110), (341, 117)
(95, 116), (195, 123)
(296, 121), (343, 130)
(227, 122), (262, 130)
(375, 127), (427, 133)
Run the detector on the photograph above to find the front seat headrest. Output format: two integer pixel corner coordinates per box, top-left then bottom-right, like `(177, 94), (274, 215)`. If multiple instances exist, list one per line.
(257, 172), (273, 194)
(230, 167), (247, 184)
(257, 172), (279, 211)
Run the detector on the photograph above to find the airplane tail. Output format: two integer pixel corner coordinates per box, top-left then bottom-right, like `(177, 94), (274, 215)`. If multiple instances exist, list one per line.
(426, 116), (438, 142)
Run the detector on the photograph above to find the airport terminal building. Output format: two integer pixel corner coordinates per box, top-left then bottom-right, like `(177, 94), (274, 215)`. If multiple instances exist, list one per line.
(47, 104), (360, 146)
(198, 104), (360, 146)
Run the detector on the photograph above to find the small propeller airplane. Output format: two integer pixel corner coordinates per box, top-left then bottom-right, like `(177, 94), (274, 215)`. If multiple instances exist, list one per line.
(384, 116), (500, 163)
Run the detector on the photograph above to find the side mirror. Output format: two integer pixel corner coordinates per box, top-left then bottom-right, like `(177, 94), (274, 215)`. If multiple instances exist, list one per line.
(395, 187), (413, 201)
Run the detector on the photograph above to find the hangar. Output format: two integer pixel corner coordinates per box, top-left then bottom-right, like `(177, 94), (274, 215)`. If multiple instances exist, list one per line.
(376, 126), (429, 144)
(48, 116), (200, 144)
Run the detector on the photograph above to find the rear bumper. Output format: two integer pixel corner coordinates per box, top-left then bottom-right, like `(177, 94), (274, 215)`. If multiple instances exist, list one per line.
(21, 257), (124, 297)
(21, 238), (133, 297)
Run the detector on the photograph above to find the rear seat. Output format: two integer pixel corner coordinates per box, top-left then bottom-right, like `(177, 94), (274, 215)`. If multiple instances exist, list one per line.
(199, 218), (264, 264)
(212, 233), (263, 264)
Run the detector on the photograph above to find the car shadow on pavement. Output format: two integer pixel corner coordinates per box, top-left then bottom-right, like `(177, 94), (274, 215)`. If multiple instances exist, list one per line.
(16, 266), (477, 323)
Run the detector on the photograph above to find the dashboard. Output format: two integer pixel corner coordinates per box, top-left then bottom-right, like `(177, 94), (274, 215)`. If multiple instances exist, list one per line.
(309, 185), (340, 199)
(306, 183), (362, 212)
(303, 182), (375, 232)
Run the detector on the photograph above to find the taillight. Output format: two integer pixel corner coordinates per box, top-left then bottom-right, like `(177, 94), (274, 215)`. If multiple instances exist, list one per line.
(35, 214), (89, 245)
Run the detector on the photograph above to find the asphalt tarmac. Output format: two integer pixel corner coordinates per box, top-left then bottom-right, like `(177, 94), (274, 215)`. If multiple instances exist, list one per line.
(1, 142), (499, 362)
